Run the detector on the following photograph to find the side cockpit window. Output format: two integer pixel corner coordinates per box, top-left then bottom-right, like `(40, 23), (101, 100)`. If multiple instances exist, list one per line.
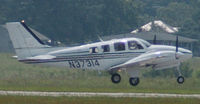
(128, 41), (143, 50)
(102, 45), (110, 52)
(89, 47), (98, 53)
(114, 42), (125, 51)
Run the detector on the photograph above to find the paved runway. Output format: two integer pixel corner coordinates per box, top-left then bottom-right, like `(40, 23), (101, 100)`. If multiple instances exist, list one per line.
(0, 91), (200, 98)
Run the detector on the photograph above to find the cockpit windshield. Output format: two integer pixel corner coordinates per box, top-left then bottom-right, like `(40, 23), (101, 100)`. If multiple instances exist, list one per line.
(139, 39), (151, 47)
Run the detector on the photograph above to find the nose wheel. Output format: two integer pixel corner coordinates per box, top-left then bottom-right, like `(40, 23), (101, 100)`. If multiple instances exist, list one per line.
(176, 63), (185, 84)
(111, 73), (121, 84)
(129, 77), (140, 86)
(177, 76), (184, 84)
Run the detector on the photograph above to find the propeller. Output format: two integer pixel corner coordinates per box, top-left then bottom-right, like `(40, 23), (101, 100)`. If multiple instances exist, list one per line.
(175, 35), (179, 59)
(153, 35), (156, 44)
(176, 35), (178, 52)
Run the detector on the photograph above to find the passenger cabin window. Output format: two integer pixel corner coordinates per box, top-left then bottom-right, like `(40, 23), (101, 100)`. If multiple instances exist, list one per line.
(89, 47), (98, 53)
(128, 41), (143, 50)
(102, 45), (110, 52)
(114, 42), (125, 51)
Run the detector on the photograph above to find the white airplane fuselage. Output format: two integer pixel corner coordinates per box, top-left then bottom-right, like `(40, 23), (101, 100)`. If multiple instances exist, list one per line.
(19, 38), (192, 71)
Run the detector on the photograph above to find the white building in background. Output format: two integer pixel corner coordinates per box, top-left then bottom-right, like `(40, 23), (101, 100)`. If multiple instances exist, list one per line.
(131, 20), (179, 34)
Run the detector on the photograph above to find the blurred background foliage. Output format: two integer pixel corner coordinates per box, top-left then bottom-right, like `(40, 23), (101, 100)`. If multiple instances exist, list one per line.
(0, 0), (200, 44)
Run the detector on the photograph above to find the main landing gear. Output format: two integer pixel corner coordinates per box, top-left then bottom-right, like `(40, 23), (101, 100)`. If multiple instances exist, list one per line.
(111, 73), (121, 84)
(111, 73), (140, 86)
(129, 77), (140, 86)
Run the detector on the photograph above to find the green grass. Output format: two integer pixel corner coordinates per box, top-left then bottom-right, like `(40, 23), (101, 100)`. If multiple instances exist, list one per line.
(0, 96), (199, 104)
(0, 53), (200, 93)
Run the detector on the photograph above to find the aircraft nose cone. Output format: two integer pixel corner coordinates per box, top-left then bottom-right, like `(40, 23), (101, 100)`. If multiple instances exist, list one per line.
(186, 49), (192, 54)
(178, 48), (192, 61)
(182, 49), (193, 60)
(188, 51), (193, 58)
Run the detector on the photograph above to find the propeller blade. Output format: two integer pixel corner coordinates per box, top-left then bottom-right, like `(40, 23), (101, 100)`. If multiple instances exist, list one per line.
(176, 35), (178, 52)
(153, 35), (156, 44)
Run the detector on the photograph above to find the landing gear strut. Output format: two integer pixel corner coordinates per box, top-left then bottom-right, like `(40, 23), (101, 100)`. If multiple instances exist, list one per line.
(129, 77), (140, 86)
(176, 63), (185, 84)
(111, 73), (121, 84)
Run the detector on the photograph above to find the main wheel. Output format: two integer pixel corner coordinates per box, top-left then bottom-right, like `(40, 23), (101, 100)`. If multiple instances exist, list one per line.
(177, 76), (184, 84)
(111, 73), (121, 84)
(129, 77), (140, 86)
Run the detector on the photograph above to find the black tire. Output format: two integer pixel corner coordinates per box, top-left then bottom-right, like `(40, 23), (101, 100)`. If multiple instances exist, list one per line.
(129, 77), (140, 86)
(177, 76), (184, 84)
(111, 73), (121, 84)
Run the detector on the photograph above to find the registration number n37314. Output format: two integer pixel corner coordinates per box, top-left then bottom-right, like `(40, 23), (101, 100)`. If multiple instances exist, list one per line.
(68, 59), (100, 68)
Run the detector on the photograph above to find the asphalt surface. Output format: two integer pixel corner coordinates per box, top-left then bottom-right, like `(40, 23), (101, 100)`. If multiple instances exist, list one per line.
(0, 91), (200, 98)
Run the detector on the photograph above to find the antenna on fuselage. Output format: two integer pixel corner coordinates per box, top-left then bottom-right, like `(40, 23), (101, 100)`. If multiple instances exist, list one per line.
(153, 35), (156, 44)
(98, 35), (104, 42)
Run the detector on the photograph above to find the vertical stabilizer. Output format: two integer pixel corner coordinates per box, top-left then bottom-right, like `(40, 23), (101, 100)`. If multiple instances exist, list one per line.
(6, 21), (50, 60)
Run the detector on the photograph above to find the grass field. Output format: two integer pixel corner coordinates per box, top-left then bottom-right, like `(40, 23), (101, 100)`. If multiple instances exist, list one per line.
(0, 96), (199, 104)
(0, 53), (200, 94)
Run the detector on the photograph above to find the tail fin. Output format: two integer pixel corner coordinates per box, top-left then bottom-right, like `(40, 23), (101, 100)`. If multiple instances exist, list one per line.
(6, 21), (50, 60)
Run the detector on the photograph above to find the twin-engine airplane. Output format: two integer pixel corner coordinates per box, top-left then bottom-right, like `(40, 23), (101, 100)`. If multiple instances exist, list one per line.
(6, 21), (192, 86)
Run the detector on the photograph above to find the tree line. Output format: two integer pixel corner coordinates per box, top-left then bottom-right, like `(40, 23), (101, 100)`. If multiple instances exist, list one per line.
(0, 0), (200, 44)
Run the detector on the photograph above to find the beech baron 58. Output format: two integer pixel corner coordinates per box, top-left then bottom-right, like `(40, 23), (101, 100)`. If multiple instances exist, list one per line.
(6, 21), (192, 86)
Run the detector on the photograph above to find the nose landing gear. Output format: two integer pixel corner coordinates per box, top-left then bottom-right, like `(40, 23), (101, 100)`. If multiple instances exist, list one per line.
(177, 76), (184, 84)
(176, 63), (185, 84)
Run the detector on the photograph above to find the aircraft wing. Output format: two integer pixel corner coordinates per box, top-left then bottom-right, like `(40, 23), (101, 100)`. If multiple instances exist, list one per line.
(109, 51), (173, 71)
